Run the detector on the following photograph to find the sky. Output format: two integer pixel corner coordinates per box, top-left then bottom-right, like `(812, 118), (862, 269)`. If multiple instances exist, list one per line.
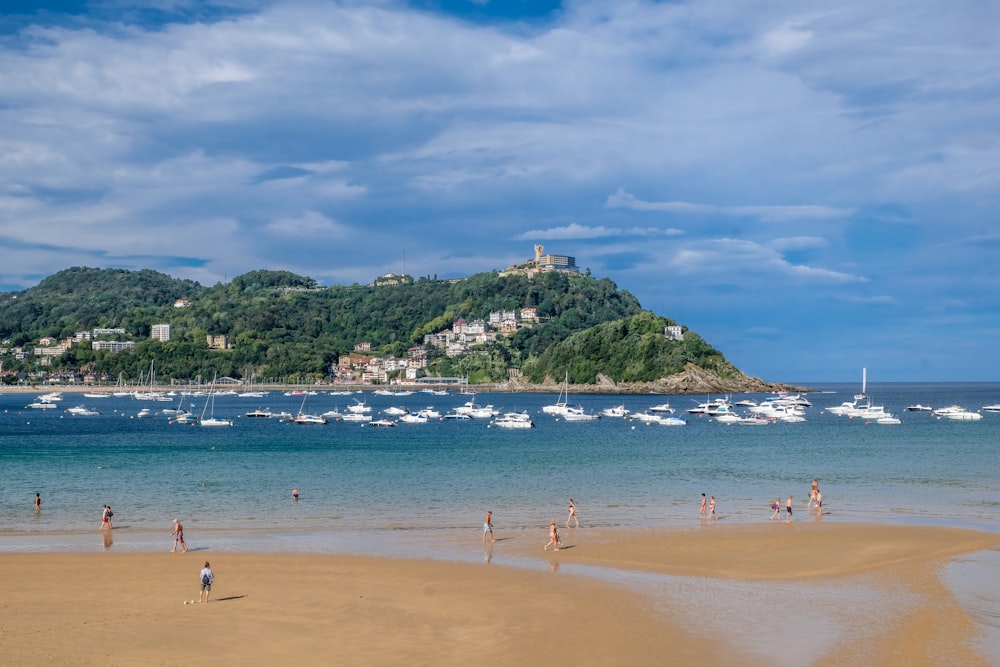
(0, 0), (998, 383)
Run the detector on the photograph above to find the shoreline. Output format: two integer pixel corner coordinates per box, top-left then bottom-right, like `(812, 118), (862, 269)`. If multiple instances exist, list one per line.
(3, 522), (998, 666)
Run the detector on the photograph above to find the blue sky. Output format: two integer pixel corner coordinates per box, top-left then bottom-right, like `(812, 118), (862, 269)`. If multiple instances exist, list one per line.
(1, 0), (997, 383)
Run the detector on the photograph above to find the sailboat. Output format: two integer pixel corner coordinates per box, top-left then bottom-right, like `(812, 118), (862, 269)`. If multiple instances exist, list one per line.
(199, 373), (233, 427)
(292, 393), (327, 424)
(542, 371), (570, 415)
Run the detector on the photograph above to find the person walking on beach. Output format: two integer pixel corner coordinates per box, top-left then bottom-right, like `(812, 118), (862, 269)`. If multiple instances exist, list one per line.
(566, 499), (579, 528)
(34, 492), (41, 513)
(171, 518), (188, 553)
(100, 504), (113, 530)
(785, 495), (793, 523)
(770, 497), (781, 520)
(483, 511), (495, 544)
(709, 496), (717, 519)
(544, 520), (561, 551)
(198, 562), (214, 603)
(700, 493), (707, 519)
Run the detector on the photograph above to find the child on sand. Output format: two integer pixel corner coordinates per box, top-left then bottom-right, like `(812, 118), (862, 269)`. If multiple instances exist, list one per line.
(544, 520), (561, 551)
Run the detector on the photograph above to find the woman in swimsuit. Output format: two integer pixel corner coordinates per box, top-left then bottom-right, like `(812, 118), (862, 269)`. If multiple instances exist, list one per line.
(566, 499), (579, 528)
(544, 520), (560, 551)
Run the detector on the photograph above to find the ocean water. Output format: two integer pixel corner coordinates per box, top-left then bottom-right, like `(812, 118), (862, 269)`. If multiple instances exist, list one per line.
(2, 381), (998, 547)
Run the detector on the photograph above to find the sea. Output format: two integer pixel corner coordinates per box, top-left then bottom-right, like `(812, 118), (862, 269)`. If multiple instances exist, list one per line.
(3, 382), (999, 665)
(2, 381), (998, 546)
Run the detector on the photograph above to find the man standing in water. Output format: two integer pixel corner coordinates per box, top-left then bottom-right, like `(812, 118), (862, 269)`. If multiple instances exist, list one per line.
(483, 511), (495, 544)
(785, 495), (793, 523)
(171, 518), (189, 553)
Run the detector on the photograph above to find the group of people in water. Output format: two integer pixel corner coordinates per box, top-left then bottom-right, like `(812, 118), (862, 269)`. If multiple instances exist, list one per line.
(770, 479), (823, 522)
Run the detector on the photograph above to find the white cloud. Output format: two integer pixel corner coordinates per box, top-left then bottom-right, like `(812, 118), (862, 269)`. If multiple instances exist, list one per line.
(606, 189), (854, 222)
(516, 223), (683, 240)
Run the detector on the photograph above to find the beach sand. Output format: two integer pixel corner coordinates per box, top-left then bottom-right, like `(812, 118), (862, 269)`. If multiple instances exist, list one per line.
(1, 523), (997, 666)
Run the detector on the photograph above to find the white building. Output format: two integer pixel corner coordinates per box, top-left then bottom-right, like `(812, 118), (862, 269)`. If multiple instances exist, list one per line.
(151, 323), (171, 342)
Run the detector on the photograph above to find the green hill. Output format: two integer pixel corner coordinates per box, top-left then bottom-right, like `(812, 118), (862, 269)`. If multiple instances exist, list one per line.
(0, 266), (750, 388)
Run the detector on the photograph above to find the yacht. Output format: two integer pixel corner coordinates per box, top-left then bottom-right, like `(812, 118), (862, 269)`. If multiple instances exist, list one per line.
(492, 411), (534, 429)
(66, 405), (101, 416)
(648, 403), (674, 414)
(600, 405), (630, 418)
(981, 404), (1000, 413)
(561, 406), (600, 421)
(905, 404), (933, 412)
(399, 412), (430, 424)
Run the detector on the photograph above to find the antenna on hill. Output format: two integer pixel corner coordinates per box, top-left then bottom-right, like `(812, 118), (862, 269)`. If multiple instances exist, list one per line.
(403, 249), (406, 279)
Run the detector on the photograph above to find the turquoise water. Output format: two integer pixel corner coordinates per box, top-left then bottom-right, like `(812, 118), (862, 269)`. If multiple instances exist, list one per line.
(2, 382), (999, 547)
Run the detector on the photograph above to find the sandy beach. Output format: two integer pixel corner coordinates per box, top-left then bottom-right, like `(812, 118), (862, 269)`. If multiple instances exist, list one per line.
(2, 523), (997, 666)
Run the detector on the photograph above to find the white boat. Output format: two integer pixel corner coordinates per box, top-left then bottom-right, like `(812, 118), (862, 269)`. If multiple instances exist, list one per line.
(199, 373), (233, 427)
(876, 415), (902, 425)
(383, 406), (408, 416)
(686, 396), (732, 415)
(981, 404), (1000, 413)
(136, 407), (155, 419)
(648, 403), (675, 413)
(938, 408), (982, 421)
(341, 412), (372, 423)
(739, 415), (772, 426)
(26, 401), (59, 409)
(39, 392), (63, 402)
(66, 405), (101, 416)
(657, 416), (687, 426)
(367, 419), (397, 428)
(442, 412), (471, 420)
(561, 406), (600, 421)
(245, 408), (272, 418)
(293, 413), (328, 425)
(83, 392), (110, 399)
(541, 372), (571, 415)
(173, 412), (199, 425)
(714, 412), (741, 424)
(629, 411), (664, 423)
(600, 405), (631, 418)
(492, 411), (534, 429)
(346, 400), (372, 414)
(321, 408), (343, 419)
(905, 404), (933, 412)
(416, 407), (441, 419)
(399, 412), (429, 424)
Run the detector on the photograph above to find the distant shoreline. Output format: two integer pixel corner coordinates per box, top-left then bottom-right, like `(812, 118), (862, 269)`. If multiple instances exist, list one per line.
(0, 382), (809, 395)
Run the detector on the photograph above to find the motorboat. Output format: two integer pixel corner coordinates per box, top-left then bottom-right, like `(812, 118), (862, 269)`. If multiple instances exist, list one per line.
(656, 416), (687, 426)
(713, 412), (741, 424)
(399, 412), (429, 424)
(367, 419), (397, 428)
(137, 408), (154, 418)
(442, 412), (471, 420)
(876, 414), (902, 425)
(600, 405), (631, 418)
(561, 406), (600, 421)
(492, 411), (534, 429)
(321, 409), (343, 419)
(173, 413), (199, 425)
(26, 401), (59, 409)
(66, 405), (100, 416)
(739, 415), (772, 426)
(416, 407), (440, 419)
(245, 408), (272, 418)
(383, 406), (408, 416)
(981, 404), (1000, 413)
(648, 403), (674, 413)
(905, 404), (933, 412)
(937, 408), (982, 421)
(629, 411), (664, 423)
(346, 400), (372, 413)
(341, 412), (372, 422)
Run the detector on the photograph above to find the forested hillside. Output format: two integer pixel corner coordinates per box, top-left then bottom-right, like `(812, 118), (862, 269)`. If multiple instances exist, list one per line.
(2, 266), (729, 385)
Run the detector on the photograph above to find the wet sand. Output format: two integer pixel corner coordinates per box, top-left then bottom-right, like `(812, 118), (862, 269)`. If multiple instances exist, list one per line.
(1, 523), (997, 666)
